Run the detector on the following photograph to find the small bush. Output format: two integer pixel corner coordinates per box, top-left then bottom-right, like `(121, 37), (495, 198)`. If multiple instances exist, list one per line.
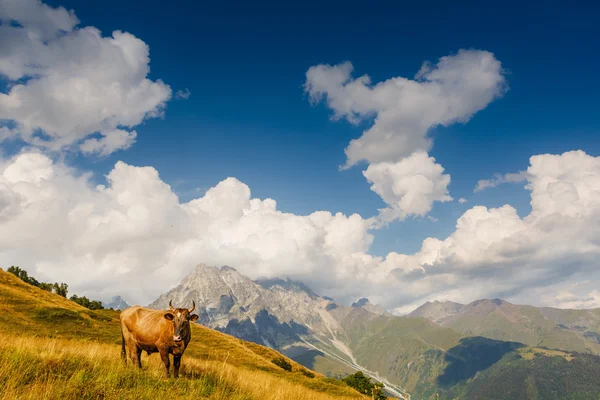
(70, 294), (104, 310)
(271, 356), (292, 372)
(342, 371), (387, 399)
(300, 368), (315, 378)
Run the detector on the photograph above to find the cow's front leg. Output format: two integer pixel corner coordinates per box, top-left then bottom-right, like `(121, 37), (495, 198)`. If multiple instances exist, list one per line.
(159, 349), (171, 378)
(173, 355), (181, 378)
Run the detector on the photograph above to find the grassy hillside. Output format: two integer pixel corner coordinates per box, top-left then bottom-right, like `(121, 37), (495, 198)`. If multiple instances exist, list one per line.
(0, 269), (365, 400)
(338, 307), (600, 400)
(339, 308), (463, 399)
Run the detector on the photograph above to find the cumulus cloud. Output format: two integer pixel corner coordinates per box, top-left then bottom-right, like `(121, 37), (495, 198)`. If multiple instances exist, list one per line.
(304, 49), (508, 168)
(388, 149), (600, 311)
(458, 197), (467, 204)
(0, 151), (375, 304)
(363, 151), (452, 225)
(80, 130), (138, 156)
(474, 171), (529, 192)
(0, 4), (596, 312)
(1, 149), (599, 313)
(0, 0), (172, 155)
(305, 49), (507, 221)
(175, 89), (191, 100)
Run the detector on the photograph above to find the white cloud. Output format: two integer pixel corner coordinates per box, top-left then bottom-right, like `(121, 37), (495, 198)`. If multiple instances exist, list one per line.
(388, 149), (600, 311)
(538, 285), (600, 310)
(458, 197), (467, 204)
(305, 49), (507, 222)
(80, 129), (137, 156)
(0, 0), (172, 155)
(1, 149), (599, 313)
(0, 4), (597, 312)
(304, 49), (507, 168)
(474, 171), (529, 192)
(175, 89), (191, 100)
(363, 151), (452, 225)
(0, 151), (375, 304)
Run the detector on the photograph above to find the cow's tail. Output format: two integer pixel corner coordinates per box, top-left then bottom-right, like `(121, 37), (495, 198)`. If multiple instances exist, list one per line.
(120, 329), (127, 365)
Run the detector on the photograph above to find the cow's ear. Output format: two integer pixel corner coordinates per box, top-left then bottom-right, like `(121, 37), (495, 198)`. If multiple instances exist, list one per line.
(190, 314), (199, 322)
(164, 313), (174, 321)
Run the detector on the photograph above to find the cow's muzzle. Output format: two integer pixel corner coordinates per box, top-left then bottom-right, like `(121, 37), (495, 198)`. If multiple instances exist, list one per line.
(173, 335), (182, 342)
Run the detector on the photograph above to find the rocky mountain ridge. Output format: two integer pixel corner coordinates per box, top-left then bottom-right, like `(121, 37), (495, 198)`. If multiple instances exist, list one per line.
(148, 264), (409, 398)
(148, 264), (388, 349)
(409, 298), (600, 354)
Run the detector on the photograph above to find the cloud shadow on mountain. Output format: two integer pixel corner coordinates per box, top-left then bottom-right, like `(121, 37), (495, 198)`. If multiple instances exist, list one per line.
(283, 346), (326, 370)
(437, 336), (524, 387)
(212, 308), (310, 348)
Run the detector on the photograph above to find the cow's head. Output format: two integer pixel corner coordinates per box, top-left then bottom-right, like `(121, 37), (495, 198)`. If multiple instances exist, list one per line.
(165, 300), (199, 342)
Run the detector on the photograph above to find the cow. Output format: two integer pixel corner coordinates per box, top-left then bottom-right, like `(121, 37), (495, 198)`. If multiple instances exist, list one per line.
(120, 300), (199, 378)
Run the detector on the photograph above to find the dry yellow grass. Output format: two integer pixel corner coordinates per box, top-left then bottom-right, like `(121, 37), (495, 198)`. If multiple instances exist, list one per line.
(0, 334), (364, 400)
(0, 269), (364, 400)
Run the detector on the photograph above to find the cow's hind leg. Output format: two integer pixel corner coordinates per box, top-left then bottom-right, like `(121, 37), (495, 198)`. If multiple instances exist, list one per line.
(159, 349), (171, 379)
(127, 342), (142, 369)
(173, 355), (181, 378)
(135, 346), (143, 369)
(121, 331), (127, 366)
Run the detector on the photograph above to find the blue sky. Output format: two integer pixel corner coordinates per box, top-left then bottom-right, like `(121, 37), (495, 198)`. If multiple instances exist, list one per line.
(2, 0), (600, 308)
(45, 0), (599, 256)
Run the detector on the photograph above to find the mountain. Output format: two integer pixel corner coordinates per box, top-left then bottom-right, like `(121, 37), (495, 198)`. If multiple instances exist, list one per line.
(407, 300), (464, 322)
(103, 295), (130, 310)
(148, 264), (409, 398)
(149, 264), (600, 400)
(351, 297), (392, 316)
(0, 267), (363, 400)
(148, 264), (336, 347)
(408, 298), (600, 355)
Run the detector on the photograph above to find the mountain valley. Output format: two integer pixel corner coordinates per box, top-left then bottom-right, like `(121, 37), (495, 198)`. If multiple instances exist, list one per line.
(147, 264), (600, 399)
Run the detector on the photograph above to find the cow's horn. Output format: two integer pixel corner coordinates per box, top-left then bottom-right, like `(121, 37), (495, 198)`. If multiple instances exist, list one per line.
(169, 300), (175, 312)
(188, 300), (195, 313)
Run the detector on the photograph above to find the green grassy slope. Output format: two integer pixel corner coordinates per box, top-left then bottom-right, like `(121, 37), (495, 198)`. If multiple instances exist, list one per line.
(339, 307), (600, 400)
(339, 308), (463, 398)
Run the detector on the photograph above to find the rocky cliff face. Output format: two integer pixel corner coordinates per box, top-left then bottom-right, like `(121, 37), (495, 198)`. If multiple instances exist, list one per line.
(148, 264), (378, 350)
(147, 263), (412, 397)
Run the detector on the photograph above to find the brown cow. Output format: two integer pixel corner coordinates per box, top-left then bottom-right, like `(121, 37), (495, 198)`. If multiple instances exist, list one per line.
(120, 300), (199, 378)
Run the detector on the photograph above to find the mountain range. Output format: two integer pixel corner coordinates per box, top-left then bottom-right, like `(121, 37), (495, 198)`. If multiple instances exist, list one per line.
(102, 295), (130, 310)
(147, 264), (600, 399)
(408, 299), (600, 354)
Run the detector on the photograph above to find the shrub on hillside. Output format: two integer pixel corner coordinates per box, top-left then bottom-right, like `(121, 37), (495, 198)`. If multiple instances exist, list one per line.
(342, 371), (387, 400)
(300, 368), (315, 378)
(70, 294), (104, 310)
(271, 356), (292, 372)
